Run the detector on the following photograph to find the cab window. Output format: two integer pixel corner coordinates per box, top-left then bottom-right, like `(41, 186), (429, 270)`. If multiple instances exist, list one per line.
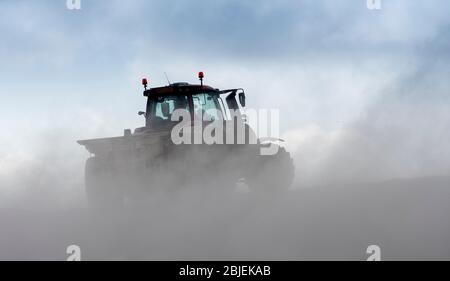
(153, 95), (189, 120)
(192, 93), (223, 121)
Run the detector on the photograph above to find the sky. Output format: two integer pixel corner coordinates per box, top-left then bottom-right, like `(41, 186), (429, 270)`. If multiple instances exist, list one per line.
(1, 0), (450, 195)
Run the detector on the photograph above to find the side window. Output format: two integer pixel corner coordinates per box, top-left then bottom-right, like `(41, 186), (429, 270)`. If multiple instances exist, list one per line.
(154, 96), (189, 120)
(155, 99), (174, 120)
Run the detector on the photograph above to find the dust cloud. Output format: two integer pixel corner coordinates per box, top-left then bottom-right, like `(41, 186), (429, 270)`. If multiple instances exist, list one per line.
(1, 61), (450, 262)
(1, 112), (450, 261)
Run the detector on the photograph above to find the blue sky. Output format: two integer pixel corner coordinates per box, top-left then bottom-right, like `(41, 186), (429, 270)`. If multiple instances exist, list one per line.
(1, 0), (449, 128)
(1, 0), (450, 190)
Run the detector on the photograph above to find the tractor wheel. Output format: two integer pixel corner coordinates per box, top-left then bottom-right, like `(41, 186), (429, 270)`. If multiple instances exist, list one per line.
(85, 157), (124, 209)
(246, 146), (295, 192)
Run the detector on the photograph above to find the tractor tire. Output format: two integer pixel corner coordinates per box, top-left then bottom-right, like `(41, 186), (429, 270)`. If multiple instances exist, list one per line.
(246, 146), (295, 192)
(85, 157), (124, 209)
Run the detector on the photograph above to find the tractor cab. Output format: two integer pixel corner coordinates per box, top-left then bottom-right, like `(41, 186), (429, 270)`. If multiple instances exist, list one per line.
(139, 73), (246, 130)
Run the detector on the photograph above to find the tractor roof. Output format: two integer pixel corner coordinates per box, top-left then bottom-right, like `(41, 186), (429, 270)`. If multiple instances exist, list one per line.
(143, 83), (218, 97)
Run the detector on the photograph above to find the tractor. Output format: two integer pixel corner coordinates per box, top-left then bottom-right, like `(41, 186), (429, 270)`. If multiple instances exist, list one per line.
(78, 73), (294, 207)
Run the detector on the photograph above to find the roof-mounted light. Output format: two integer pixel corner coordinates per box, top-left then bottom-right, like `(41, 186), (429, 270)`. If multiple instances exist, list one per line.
(142, 78), (149, 90)
(198, 72), (204, 86)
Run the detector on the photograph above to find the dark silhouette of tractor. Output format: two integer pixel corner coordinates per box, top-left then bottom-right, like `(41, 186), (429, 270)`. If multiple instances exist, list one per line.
(78, 73), (294, 207)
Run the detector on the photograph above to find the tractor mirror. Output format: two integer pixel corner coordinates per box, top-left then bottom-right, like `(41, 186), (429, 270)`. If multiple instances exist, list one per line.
(238, 92), (246, 107)
(138, 111), (146, 117)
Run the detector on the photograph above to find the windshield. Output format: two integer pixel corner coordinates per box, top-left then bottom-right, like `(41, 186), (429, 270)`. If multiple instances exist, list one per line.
(145, 92), (226, 128)
(192, 92), (223, 121)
